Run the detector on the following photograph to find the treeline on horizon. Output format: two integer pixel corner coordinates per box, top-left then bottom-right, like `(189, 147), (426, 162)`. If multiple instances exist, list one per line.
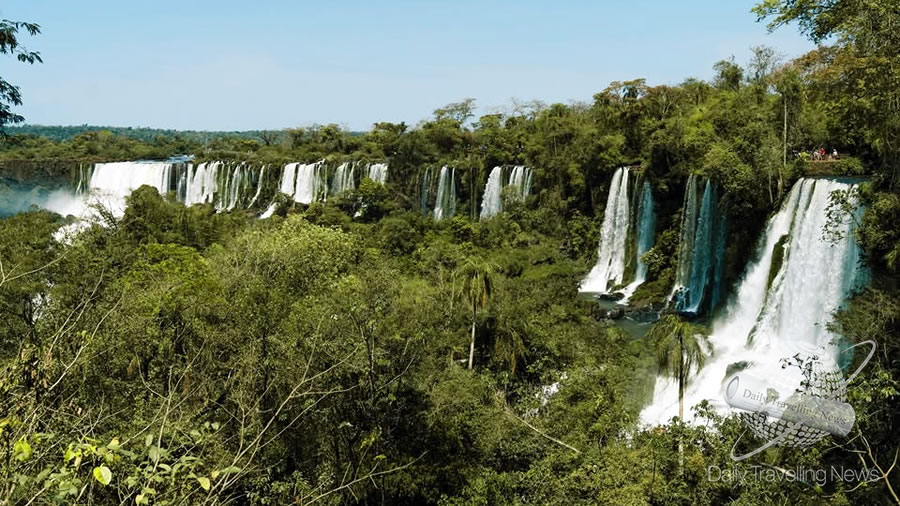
(1, 1), (900, 504)
(4, 124), (367, 144)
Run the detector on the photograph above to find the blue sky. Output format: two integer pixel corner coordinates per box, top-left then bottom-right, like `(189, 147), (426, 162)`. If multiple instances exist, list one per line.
(1, 1), (813, 131)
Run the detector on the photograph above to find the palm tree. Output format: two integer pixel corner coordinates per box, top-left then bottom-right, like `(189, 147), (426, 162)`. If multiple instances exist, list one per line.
(647, 314), (709, 473)
(648, 315), (709, 420)
(459, 257), (496, 370)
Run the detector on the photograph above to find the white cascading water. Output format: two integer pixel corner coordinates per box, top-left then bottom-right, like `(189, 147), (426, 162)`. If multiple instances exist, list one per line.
(641, 178), (868, 426)
(280, 162), (298, 197)
(480, 166), (504, 219)
(433, 166), (456, 221)
(619, 180), (657, 299)
(580, 167), (632, 293)
(367, 163), (388, 185)
(182, 161), (220, 206)
(88, 161), (176, 215)
(296, 161), (325, 203)
(276, 161), (325, 204)
(247, 165), (266, 208)
(331, 162), (355, 196)
(221, 163), (248, 211)
(508, 165), (533, 199)
(260, 203), (277, 219)
(480, 166), (533, 219)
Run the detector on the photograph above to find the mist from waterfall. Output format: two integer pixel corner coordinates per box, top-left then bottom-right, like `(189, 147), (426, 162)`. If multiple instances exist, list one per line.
(641, 177), (868, 426)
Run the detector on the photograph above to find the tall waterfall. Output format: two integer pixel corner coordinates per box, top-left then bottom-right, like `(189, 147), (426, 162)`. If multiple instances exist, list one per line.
(480, 167), (504, 219)
(367, 163), (388, 185)
(247, 165), (266, 208)
(220, 163), (254, 211)
(277, 161), (326, 204)
(433, 166), (456, 221)
(182, 161), (220, 207)
(480, 166), (533, 219)
(508, 165), (533, 199)
(626, 181), (657, 292)
(88, 161), (177, 215)
(670, 175), (727, 315)
(641, 177), (868, 426)
(330, 162), (356, 196)
(580, 167), (632, 293)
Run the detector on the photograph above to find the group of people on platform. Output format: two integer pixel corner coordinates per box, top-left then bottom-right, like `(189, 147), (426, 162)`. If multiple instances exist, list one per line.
(809, 147), (840, 161)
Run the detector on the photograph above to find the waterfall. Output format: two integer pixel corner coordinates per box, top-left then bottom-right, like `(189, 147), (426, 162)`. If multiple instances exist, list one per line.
(280, 162), (298, 196)
(580, 167), (632, 293)
(367, 163), (388, 185)
(641, 177), (868, 426)
(260, 203), (277, 219)
(276, 161), (325, 204)
(433, 166), (456, 221)
(670, 175), (727, 315)
(33, 160), (271, 221)
(296, 161), (325, 203)
(182, 162), (220, 206)
(480, 166), (504, 219)
(751, 179), (868, 350)
(248, 165), (266, 208)
(480, 166), (533, 219)
(88, 161), (176, 215)
(220, 163), (248, 211)
(623, 180), (657, 296)
(508, 165), (533, 199)
(75, 164), (94, 195)
(331, 162), (356, 196)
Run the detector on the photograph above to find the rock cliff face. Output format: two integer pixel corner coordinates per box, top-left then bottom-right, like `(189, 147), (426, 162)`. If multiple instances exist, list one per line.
(0, 160), (82, 189)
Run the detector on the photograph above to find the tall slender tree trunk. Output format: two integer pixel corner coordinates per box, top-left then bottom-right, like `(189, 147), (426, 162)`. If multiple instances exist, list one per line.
(468, 299), (476, 370)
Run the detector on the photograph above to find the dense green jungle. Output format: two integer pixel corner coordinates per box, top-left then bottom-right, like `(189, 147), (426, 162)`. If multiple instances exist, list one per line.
(0, 1), (899, 505)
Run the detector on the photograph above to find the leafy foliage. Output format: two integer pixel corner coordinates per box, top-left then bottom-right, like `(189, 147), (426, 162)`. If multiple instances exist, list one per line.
(0, 19), (42, 132)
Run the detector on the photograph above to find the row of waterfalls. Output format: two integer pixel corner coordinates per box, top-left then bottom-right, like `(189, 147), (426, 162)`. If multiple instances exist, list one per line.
(418, 165), (533, 221)
(82, 160), (390, 216)
(577, 169), (869, 426)
(73, 161), (533, 222)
